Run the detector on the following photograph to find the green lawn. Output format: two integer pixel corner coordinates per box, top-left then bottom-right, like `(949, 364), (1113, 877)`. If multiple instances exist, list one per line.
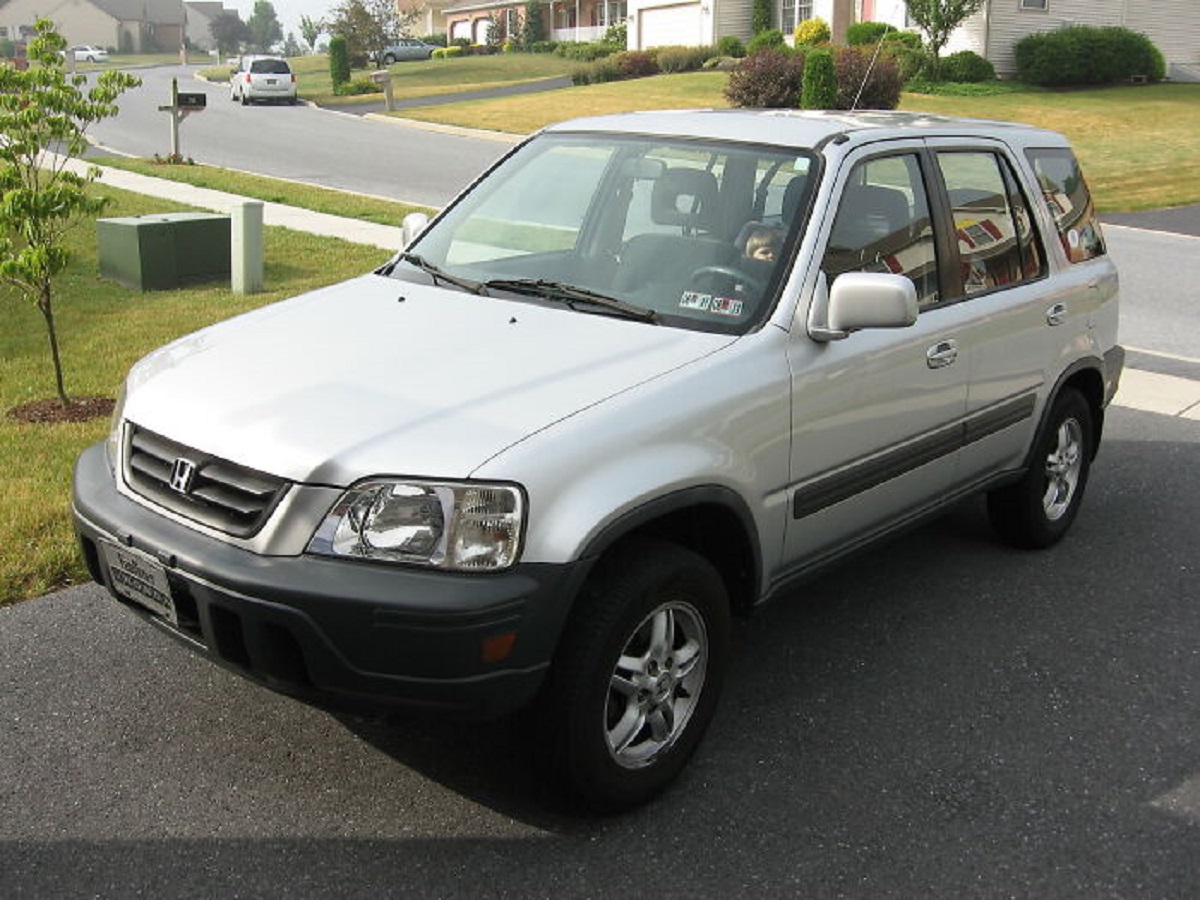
(398, 75), (1200, 212)
(204, 52), (579, 105)
(0, 187), (387, 605)
(97, 157), (435, 221)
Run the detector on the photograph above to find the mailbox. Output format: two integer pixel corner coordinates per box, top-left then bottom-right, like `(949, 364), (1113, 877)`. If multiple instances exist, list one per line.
(177, 92), (207, 109)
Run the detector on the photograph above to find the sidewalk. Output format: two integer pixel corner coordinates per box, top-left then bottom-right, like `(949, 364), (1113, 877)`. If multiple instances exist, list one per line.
(62, 154), (406, 251)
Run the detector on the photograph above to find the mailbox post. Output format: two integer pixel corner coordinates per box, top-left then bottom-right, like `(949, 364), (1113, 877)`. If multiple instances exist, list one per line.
(158, 77), (206, 159)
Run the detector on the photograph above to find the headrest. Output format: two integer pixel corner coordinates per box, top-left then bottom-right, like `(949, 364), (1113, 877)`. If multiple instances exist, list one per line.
(651, 168), (719, 230)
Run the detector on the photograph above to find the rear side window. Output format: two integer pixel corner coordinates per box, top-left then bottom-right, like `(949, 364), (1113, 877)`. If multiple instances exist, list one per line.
(1025, 148), (1106, 263)
(250, 59), (291, 75)
(936, 151), (1045, 296)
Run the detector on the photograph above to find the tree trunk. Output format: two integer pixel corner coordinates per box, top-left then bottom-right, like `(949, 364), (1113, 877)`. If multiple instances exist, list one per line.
(37, 280), (70, 408)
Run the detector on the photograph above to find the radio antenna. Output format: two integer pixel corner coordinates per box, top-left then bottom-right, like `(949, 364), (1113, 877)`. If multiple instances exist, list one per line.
(852, 23), (895, 111)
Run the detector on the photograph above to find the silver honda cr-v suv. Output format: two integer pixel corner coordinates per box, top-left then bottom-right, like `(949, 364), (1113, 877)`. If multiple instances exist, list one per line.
(73, 110), (1122, 811)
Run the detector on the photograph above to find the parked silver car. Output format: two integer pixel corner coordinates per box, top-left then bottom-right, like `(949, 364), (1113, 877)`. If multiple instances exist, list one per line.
(73, 110), (1122, 812)
(229, 55), (297, 105)
(374, 38), (436, 63)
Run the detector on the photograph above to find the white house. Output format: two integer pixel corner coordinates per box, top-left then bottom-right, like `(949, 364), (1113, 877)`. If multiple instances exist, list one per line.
(0, 0), (188, 52)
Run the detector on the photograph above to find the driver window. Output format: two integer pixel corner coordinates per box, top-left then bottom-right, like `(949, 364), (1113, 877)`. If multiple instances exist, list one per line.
(822, 154), (939, 308)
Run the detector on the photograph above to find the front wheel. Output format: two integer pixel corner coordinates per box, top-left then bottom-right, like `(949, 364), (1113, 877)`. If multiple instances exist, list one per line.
(540, 539), (730, 812)
(988, 388), (1094, 549)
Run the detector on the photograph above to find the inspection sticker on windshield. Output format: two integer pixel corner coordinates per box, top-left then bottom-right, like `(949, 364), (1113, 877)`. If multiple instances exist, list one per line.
(710, 297), (744, 317)
(679, 291), (712, 311)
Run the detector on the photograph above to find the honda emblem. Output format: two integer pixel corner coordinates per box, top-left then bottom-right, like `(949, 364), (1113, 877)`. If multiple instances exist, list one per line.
(169, 457), (197, 494)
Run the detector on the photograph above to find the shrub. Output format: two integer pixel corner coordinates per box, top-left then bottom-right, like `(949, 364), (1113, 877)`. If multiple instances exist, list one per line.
(1015, 26), (1165, 86)
(939, 49), (995, 82)
(793, 17), (830, 47)
(746, 29), (786, 55)
(704, 55), (740, 71)
(530, 40), (558, 53)
(555, 40), (615, 61)
(724, 49), (804, 108)
(715, 35), (745, 58)
(656, 44), (714, 73)
(846, 21), (894, 46)
(333, 76), (380, 96)
(615, 50), (659, 77)
(452, 36), (472, 48)
(603, 22), (627, 47)
(432, 45), (464, 58)
(833, 46), (902, 109)
(892, 45), (934, 82)
(328, 35), (351, 87)
(420, 33), (448, 47)
(800, 47), (837, 109)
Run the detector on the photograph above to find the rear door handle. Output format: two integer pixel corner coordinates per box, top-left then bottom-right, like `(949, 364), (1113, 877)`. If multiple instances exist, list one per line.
(1046, 303), (1068, 326)
(926, 340), (958, 369)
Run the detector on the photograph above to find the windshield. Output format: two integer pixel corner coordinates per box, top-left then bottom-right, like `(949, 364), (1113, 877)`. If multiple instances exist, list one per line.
(394, 133), (818, 333)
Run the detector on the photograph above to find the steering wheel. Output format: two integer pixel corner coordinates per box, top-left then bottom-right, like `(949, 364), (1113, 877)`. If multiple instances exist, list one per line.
(689, 265), (766, 299)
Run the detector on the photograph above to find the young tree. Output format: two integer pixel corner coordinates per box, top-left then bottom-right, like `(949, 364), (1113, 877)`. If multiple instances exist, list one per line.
(0, 20), (140, 409)
(903, 0), (986, 76)
(299, 15), (326, 52)
(329, 0), (420, 64)
(210, 11), (252, 56)
(246, 1), (284, 53)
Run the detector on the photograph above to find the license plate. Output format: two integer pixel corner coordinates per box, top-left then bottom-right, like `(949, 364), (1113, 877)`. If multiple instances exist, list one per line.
(102, 543), (176, 624)
(266, 78), (277, 85)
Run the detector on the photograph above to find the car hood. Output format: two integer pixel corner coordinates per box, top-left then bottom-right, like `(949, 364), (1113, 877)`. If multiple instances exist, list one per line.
(123, 274), (735, 484)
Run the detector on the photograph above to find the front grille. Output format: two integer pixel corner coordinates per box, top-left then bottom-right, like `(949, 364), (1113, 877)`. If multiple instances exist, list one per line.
(124, 425), (290, 537)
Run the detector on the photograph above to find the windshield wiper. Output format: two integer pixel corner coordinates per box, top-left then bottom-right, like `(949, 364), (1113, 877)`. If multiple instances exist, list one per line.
(482, 278), (658, 323)
(394, 252), (488, 295)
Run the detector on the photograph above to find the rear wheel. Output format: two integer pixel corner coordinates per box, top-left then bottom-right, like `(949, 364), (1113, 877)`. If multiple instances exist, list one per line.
(383, 54), (397, 65)
(240, 92), (249, 106)
(988, 388), (1093, 548)
(540, 539), (730, 812)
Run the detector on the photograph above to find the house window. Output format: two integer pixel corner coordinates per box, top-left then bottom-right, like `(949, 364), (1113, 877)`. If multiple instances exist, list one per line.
(780, 0), (815, 32)
(1020, 0), (1048, 10)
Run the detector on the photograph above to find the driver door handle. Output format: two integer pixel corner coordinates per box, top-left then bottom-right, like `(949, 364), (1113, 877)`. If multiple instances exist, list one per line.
(926, 340), (958, 369)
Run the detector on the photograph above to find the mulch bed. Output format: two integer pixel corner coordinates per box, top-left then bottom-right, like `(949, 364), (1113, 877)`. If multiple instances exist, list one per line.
(5, 396), (116, 424)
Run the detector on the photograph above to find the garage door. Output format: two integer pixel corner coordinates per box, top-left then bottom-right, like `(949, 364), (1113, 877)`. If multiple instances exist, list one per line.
(450, 19), (471, 41)
(639, 3), (703, 48)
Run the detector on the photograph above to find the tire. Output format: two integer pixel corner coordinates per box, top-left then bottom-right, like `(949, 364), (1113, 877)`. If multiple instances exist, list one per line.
(240, 93), (249, 106)
(988, 388), (1093, 549)
(383, 54), (397, 65)
(539, 539), (730, 813)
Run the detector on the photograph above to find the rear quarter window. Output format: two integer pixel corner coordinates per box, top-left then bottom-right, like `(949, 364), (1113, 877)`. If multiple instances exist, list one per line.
(1024, 148), (1106, 263)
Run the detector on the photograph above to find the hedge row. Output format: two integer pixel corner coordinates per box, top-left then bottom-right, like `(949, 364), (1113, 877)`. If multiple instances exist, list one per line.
(1015, 26), (1165, 85)
(724, 45), (903, 110)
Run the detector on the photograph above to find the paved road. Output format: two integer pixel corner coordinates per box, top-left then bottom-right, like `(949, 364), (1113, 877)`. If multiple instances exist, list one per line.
(3, 409), (1197, 897)
(86, 65), (509, 208)
(5, 70), (1198, 895)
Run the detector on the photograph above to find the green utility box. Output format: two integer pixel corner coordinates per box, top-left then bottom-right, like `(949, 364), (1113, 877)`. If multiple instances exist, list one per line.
(97, 213), (231, 291)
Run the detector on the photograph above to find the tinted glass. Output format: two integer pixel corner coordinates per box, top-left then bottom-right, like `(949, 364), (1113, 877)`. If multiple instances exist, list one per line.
(1025, 148), (1106, 263)
(250, 59), (291, 74)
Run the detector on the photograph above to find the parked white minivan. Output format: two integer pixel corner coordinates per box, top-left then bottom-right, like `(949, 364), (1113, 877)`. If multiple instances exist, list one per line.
(73, 111), (1122, 811)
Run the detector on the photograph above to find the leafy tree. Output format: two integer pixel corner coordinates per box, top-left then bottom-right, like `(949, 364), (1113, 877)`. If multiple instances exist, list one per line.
(246, 1), (284, 53)
(902, 0), (986, 76)
(329, 0), (420, 64)
(521, 1), (544, 50)
(282, 32), (305, 58)
(299, 15), (326, 52)
(0, 20), (140, 408)
(751, 0), (773, 36)
(209, 11), (251, 56)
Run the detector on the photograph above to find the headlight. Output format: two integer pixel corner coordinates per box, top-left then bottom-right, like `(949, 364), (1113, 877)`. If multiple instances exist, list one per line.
(307, 479), (525, 571)
(106, 383), (127, 477)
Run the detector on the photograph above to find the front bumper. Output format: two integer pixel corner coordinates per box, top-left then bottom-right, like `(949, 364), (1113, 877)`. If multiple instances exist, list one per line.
(72, 443), (587, 719)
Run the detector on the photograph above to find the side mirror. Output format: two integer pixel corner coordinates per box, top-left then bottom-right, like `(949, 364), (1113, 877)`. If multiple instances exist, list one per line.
(809, 271), (918, 342)
(401, 212), (430, 248)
